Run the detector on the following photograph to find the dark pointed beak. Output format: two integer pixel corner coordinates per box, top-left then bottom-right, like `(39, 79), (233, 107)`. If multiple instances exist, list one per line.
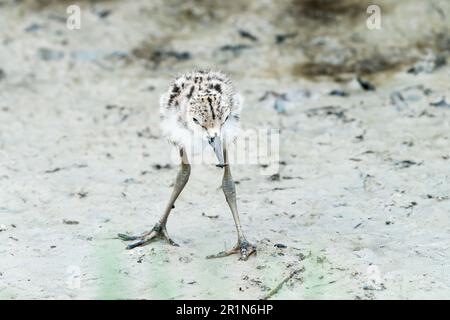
(208, 135), (225, 168)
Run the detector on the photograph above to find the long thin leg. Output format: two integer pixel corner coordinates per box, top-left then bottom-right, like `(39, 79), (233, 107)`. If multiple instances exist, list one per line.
(158, 148), (190, 226)
(207, 148), (256, 260)
(118, 149), (190, 249)
(223, 151), (245, 241)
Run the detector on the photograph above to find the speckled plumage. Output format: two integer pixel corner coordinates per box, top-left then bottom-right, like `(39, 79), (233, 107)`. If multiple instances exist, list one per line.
(160, 70), (242, 150)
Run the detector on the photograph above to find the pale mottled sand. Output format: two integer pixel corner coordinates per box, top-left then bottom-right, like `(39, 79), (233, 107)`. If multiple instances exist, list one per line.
(0, 0), (449, 299)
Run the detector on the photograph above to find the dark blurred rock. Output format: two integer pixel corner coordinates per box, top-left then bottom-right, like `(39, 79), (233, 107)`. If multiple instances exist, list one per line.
(395, 160), (422, 169)
(430, 98), (450, 108)
(275, 33), (297, 44)
(164, 51), (191, 60)
(219, 44), (251, 55)
(238, 29), (258, 42)
(306, 105), (354, 123)
(357, 77), (375, 91)
(97, 9), (112, 19)
(329, 89), (349, 97)
(132, 43), (191, 65)
(153, 164), (172, 170)
(38, 48), (64, 61)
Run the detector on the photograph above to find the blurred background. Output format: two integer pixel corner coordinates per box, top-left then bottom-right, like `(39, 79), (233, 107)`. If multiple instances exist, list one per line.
(2, 0), (448, 78)
(0, 0), (449, 299)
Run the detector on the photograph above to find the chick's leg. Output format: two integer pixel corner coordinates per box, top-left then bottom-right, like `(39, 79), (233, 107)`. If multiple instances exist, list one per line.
(207, 148), (256, 260)
(118, 149), (190, 249)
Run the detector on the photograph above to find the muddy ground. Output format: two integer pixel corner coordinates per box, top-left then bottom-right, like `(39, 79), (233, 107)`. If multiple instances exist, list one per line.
(0, 0), (449, 299)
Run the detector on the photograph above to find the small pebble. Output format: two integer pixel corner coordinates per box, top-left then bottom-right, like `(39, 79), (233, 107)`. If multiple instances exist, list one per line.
(97, 9), (112, 19)
(63, 219), (79, 225)
(38, 48), (64, 61)
(238, 29), (258, 42)
(329, 90), (349, 97)
(357, 77), (375, 91)
(430, 98), (450, 108)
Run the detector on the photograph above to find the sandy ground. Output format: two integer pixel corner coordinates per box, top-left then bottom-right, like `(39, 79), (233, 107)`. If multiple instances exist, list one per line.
(0, 0), (449, 299)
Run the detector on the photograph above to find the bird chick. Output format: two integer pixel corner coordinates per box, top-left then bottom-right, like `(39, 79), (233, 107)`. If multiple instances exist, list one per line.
(160, 70), (241, 166)
(118, 70), (256, 260)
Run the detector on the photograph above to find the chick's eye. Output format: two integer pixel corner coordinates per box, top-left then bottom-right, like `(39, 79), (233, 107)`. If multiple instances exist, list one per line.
(193, 117), (199, 124)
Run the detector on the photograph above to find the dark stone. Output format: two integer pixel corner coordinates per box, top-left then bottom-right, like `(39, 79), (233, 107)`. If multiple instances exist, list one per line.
(97, 10), (112, 19)
(219, 44), (251, 54)
(430, 98), (450, 108)
(329, 90), (349, 97)
(357, 77), (375, 91)
(238, 29), (258, 42)
(275, 33), (297, 44)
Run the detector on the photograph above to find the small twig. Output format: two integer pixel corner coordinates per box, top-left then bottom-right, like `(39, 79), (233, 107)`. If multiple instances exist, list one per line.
(261, 269), (301, 300)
